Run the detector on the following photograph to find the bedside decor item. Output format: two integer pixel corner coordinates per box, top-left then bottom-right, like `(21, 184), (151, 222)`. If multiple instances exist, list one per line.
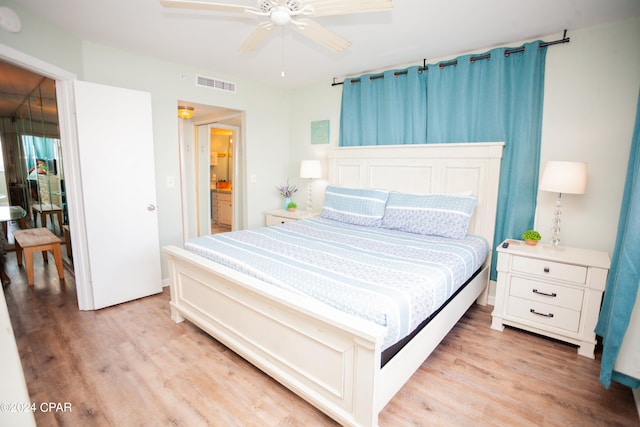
(277, 179), (298, 210)
(287, 201), (297, 212)
(539, 161), (587, 247)
(521, 230), (541, 245)
(300, 160), (322, 210)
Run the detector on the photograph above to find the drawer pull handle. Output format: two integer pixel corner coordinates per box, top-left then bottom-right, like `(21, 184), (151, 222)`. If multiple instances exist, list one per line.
(530, 308), (554, 318)
(532, 289), (557, 297)
(543, 267), (550, 273)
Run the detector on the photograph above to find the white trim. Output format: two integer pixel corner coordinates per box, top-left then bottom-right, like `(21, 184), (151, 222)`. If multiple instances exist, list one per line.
(56, 81), (94, 310)
(0, 43), (75, 80)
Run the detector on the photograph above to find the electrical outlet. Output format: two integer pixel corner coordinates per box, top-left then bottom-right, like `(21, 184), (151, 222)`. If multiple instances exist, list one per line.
(250, 174), (257, 183)
(167, 176), (175, 188)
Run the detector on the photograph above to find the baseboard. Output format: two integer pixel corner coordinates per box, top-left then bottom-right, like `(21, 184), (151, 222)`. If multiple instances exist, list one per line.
(487, 279), (496, 306)
(487, 294), (495, 306)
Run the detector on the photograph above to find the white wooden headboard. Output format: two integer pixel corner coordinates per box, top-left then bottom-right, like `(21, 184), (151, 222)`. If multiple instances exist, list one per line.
(328, 142), (504, 252)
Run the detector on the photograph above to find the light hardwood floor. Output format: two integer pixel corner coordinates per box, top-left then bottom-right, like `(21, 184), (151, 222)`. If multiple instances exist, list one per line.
(3, 253), (639, 427)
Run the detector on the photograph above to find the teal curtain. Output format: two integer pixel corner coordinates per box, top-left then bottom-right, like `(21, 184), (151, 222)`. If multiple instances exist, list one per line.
(340, 42), (547, 280)
(22, 135), (57, 171)
(340, 66), (427, 146)
(594, 90), (640, 389)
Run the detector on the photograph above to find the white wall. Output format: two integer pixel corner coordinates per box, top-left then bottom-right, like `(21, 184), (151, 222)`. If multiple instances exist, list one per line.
(537, 18), (640, 254)
(78, 42), (292, 276)
(288, 83), (342, 208)
(289, 17), (640, 260)
(0, 0), (83, 75)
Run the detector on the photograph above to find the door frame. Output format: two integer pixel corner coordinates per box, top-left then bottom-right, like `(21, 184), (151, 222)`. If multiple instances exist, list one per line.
(197, 122), (239, 235)
(0, 43), (93, 310)
(180, 110), (244, 242)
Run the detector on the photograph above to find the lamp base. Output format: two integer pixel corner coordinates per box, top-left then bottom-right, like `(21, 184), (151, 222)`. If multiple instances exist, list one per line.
(550, 193), (562, 248)
(306, 181), (313, 211)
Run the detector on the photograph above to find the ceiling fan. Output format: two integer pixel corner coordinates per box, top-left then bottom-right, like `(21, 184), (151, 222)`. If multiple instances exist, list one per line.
(160, 0), (393, 53)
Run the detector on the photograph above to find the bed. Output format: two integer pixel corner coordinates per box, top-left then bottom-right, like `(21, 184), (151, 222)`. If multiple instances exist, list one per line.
(164, 142), (504, 426)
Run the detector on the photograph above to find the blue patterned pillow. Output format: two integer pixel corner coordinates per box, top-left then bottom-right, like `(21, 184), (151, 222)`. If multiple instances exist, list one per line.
(321, 185), (389, 226)
(381, 192), (478, 239)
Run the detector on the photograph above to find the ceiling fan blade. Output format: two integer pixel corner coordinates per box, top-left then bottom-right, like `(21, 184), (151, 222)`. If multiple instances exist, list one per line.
(291, 18), (351, 53)
(238, 21), (275, 51)
(299, 0), (392, 17)
(160, 0), (257, 14)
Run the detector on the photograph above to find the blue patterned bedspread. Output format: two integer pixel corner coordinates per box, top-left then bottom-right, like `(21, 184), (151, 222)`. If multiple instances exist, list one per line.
(185, 217), (488, 350)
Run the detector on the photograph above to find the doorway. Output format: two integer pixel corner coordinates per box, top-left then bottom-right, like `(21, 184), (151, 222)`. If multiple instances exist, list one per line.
(177, 101), (244, 242)
(1, 46), (164, 311)
(208, 125), (236, 234)
(0, 60), (72, 265)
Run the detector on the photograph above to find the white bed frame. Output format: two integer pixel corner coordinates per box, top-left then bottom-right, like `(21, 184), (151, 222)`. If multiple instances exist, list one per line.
(164, 142), (504, 427)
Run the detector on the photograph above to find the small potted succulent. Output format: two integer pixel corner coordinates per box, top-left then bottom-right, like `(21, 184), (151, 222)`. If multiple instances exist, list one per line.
(287, 201), (297, 212)
(521, 230), (541, 246)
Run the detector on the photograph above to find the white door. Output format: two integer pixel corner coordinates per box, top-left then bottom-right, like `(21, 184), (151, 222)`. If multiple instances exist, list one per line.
(73, 81), (162, 309)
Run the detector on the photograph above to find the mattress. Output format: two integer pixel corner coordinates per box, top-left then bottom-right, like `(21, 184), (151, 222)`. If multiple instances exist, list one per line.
(185, 217), (488, 350)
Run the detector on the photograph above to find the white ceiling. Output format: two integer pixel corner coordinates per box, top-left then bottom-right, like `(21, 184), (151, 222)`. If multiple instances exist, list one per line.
(11, 0), (640, 89)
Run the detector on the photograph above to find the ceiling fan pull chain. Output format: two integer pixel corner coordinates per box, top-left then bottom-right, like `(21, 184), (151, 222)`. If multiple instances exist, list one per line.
(281, 27), (286, 77)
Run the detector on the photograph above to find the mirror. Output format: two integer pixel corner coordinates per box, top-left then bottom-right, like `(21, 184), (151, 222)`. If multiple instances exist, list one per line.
(0, 62), (68, 240)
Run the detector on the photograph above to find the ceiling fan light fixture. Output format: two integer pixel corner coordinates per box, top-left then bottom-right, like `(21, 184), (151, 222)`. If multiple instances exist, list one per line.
(162, 0), (392, 53)
(177, 105), (194, 119)
(270, 6), (291, 26)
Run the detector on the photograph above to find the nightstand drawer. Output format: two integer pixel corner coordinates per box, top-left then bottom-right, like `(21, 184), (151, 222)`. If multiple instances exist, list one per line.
(511, 255), (587, 284)
(265, 210), (320, 226)
(507, 296), (581, 332)
(510, 277), (584, 311)
(266, 216), (296, 226)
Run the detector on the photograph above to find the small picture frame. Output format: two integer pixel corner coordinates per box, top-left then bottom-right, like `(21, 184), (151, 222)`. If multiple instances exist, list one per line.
(310, 120), (330, 145)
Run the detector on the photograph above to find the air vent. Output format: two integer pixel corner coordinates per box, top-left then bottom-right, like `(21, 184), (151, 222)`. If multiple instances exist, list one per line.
(195, 74), (237, 93)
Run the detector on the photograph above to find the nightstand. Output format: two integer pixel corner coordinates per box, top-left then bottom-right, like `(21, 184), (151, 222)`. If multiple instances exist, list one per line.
(265, 209), (320, 226)
(491, 240), (610, 358)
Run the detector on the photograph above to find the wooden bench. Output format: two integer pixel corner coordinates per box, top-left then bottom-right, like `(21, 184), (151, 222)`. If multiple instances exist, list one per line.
(13, 228), (65, 286)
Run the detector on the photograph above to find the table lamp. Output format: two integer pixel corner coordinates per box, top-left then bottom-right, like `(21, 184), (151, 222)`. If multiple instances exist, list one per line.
(299, 160), (322, 211)
(538, 160), (587, 247)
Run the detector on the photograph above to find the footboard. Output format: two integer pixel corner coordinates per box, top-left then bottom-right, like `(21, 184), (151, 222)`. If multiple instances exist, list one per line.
(164, 245), (388, 427)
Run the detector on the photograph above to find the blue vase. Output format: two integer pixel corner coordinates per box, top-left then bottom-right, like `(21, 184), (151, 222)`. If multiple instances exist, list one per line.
(283, 197), (291, 210)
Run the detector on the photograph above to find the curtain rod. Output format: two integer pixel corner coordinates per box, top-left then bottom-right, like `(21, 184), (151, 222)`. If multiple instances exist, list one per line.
(332, 30), (570, 86)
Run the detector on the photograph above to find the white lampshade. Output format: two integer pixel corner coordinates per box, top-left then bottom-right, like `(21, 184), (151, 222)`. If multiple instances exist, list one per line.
(300, 160), (322, 179)
(539, 161), (587, 195)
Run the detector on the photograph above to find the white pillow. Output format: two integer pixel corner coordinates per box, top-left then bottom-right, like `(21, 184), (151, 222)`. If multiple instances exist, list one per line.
(381, 192), (477, 239)
(321, 185), (389, 227)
